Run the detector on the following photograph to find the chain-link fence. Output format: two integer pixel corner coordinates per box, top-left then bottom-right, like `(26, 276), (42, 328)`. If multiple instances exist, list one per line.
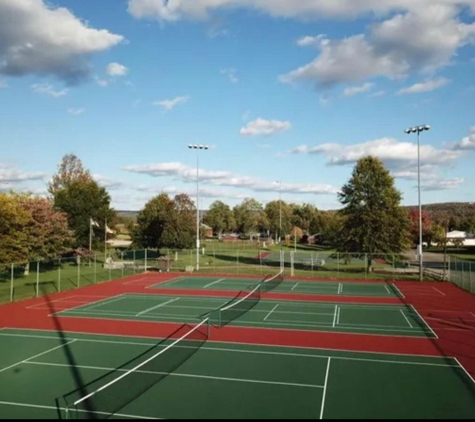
(2, 246), (474, 304)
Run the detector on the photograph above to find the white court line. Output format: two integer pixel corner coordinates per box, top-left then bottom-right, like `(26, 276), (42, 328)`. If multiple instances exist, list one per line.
(0, 400), (157, 419)
(470, 312), (475, 319)
(336, 306), (341, 325)
(136, 298), (180, 316)
(86, 296), (127, 311)
(0, 328), (459, 362)
(400, 310), (413, 328)
(409, 305), (438, 339)
(338, 283), (342, 294)
(291, 282), (299, 291)
(319, 358), (331, 419)
(203, 278), (226, 288)
(146, 276), (185, 289)
(332, 306), (338, 327)
(391, 284), (405, 298)
(25, 361), (323, 389)
(432, 287), (446, 296)
(51, 294), (127, 316)
(453, 358), (475, 386)
(263, 305), (279, 321)
(384, 285), (391, 294)
(122, 276), (152, 285)
(0, 340), (76, 374)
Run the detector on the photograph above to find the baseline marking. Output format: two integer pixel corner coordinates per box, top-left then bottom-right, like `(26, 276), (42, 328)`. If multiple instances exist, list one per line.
(203, 278), (226, 289)
(136, 298), (180, 316)
(391, 284), (405, 298)
(0, 400), (156, 419)
(332, 306), (338, 328)
(432, 287), (446, 296)
(319, 358), (331, 419)
(409, 305), (438, 338)
(291, 283), (299, 291)
(0, 340), (76, 374)
(26, 361), (323, 389)
(263, 305), (279, 322)
(384, 285), (391, 294)
(400, 310), (413, 328)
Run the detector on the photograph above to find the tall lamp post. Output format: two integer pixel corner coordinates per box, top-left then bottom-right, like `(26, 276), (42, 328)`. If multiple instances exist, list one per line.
(188, 144), (209, 271)
(404, 125), (430, 282)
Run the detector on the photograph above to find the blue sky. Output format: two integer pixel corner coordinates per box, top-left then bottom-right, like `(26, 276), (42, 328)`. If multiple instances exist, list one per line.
(1, 0), (475, 211)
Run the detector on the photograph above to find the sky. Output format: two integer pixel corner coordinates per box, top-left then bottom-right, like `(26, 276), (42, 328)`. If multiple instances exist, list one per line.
(1, 0), (475, 212)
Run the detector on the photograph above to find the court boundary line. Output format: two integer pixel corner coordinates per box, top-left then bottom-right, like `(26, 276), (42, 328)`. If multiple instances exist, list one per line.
(50, 294), (128, 316)
(203, 278), (227, 288)
(319, 358), (331, 419)
(432, 287), (446, 296)
(136, 297), (180, 317)
(0, 400), (157, 419)
(144, 276), (185, 289)
(391, 283), (405, 298)
(0, 339), (76, 374)
(332, 305), (338, 327)
(454, 357), (475, 385)
(263, 304), (279, 322)
(400, 309), (413, 328)
(291, 282), (299, 291)
(409, 305), (438, 339)
(0, 327), (461, 361)
(25, 360), (324, 389)
(46, 310), (434, 337)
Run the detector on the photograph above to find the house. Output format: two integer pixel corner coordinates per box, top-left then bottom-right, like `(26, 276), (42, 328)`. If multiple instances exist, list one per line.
(201, 223), (213, 238)
(446, 230), (475, 247)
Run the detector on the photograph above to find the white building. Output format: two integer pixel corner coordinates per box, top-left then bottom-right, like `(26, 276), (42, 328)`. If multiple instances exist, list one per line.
(446, 230), (475, 246)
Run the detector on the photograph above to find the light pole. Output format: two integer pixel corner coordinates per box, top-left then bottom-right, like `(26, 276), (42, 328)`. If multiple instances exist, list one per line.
(404, 125), (430, 282)
(188, 144), (208, 271)
(275, 181), (282, 246)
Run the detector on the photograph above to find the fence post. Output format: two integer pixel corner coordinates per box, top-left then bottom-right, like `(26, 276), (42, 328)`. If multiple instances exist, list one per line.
(77, 256), (81, 288)
(448, 255), (451, 283)
(337, 253), (340, 279)
(58, 258), (61, 292)
(121, 252), (124, 278)
(290, 251), (294, 277)
(10, 263), (14, 302)
(36, 261), (40, 297)
(145, 249), (148, 272)
(94, 255), (97, 283)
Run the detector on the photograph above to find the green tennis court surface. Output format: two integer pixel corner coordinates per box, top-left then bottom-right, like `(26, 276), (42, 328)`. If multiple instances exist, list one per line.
(53, 293), (434, 337)
(1, 328), (474, 419)
(148, 276), (403, 297)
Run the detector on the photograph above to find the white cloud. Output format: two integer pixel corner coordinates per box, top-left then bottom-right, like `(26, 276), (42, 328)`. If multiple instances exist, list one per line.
(398, 78), (450, 94)
(153, 95), (190, 110)
(220, 67), (238, 83)
(106, 62), (129, 76)
(343, 82), (373, 97)
(124, 162), (338, 195)
(451, 126), (475, 150)
(369, 90), (386, 97)
(240, 118), (291, 136)
(0, 80), (7, 88)
(31, 83), (68, 97)
(291, 137), (466, 189)
(421, 178), (464, 191)
(0, 0), (123, 84)
(0, 166), (46, 183)
(93, 174), (126, 190)
(280, 5), (475, 88)
(94, 76), (110, 87)
(126, 1), (475, 22)
(296, 35), (326, 47)
(67, 108), (84, 116)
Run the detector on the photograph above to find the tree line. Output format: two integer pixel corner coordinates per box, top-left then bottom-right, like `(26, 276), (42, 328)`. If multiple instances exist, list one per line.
(1, 153), (473, 267)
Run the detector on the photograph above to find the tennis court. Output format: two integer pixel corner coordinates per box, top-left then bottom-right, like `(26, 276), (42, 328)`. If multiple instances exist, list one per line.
(49, 293), (434, 337)
(1, 327), (475, 419)
(148, 275), (403, 297)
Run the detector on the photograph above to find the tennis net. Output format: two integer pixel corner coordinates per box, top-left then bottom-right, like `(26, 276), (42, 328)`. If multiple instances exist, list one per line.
(211, 283), (261, 327)
(261, 270), (284, 293)
(61, 318), (209, 419)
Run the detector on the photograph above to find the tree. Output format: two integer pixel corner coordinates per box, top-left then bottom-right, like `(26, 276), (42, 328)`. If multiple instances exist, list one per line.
(132, 194), (174, 249)
(14, 194), (74, 260)
(54, 180), (115, 248)
(203, 200), (236, 238)
(337, 156), (410, 267)
(48, 154), (93, 196)
(233, 198), (267, 236)
(291, 203), (319, 234)
(161, 194), (196, 250)
(264, 200), (292, 240)
(407, 209), (432, 246)
(132, 193), (196, 250)
(0, 193), (31, 265)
